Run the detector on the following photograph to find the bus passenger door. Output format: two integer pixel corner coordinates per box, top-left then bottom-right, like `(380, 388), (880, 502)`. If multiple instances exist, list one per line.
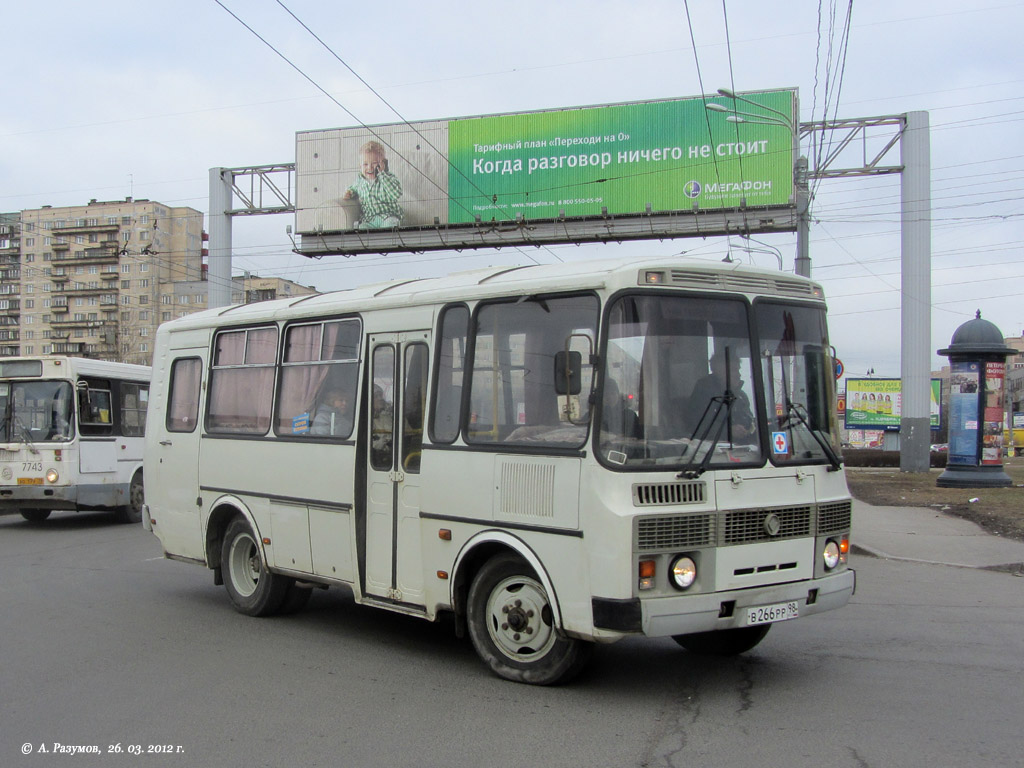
(364, 332), (430, 606)
(148, 347), (207, 561)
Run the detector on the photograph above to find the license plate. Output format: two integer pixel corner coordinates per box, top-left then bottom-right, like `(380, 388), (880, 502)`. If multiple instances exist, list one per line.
(17, 477), (43, 485)
(745, 601), (799, 626)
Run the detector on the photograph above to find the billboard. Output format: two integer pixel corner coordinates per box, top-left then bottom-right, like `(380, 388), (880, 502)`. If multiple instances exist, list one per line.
(295, 90), (798, 256)
(844, 378), (942, 430)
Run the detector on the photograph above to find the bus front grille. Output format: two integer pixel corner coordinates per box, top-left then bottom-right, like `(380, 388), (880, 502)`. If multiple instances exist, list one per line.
(817, 500), (852, 534)
(637, 514), (715, 550)
(723, 505), (812, 544)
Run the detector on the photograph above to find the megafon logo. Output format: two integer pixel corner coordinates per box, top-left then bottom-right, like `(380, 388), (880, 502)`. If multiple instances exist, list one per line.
(683, 180), (702, 199)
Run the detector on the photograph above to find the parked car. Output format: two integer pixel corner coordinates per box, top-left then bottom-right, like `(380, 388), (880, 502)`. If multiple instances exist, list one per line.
(930, 443), (948, 452)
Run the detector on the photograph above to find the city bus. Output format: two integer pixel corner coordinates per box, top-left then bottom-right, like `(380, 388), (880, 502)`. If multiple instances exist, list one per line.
(0, 356), (150, 524)
(144, 256), (854, 684)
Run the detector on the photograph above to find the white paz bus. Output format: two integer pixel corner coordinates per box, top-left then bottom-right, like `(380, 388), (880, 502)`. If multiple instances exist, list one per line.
(144, 256), (854, 684)
(0, 356), (150, 524)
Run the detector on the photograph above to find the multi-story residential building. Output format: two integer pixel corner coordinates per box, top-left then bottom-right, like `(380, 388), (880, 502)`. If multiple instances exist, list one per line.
(0, 213), (21, 357)
(4, 198), (316, 365)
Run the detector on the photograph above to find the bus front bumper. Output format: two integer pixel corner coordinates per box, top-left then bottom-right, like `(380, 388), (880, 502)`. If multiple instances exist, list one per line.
(593, 568), (855, 637)
(0, 483), (128, 511)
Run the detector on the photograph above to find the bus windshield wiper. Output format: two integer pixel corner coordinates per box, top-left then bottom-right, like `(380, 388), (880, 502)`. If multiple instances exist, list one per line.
(677, 393), (734, 479)
(12, 413), (40, 455)
(783, 400), (841, 471)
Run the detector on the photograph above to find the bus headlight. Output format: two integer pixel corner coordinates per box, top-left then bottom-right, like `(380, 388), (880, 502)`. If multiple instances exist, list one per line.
(670, 556), (697, 590)
(46, 469), (59, 484)
(823, 539), (841, 570)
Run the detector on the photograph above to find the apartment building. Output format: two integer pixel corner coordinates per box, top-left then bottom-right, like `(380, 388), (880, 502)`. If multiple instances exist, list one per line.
(3, 198), (316, 365)
(0, 213), (20, 355)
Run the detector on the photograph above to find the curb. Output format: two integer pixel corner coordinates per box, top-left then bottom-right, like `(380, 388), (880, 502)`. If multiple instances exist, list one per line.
(851, 543), (1024, 576)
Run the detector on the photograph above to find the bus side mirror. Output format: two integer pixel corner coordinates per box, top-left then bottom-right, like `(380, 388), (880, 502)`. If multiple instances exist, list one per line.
(554, 350), (582, 396)
(804, 348), (829, 429)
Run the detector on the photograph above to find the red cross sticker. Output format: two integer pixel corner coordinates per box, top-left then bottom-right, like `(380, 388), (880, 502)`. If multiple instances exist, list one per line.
(772, 431), (789, 454)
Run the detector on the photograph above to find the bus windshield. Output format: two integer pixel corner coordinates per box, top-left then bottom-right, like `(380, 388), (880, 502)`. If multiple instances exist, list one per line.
(598, 294), (762, 470)
(755, 301), (841, 466)
(0, 381), (75, 444)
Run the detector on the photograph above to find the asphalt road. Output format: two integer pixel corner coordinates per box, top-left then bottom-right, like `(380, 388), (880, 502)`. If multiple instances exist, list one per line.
(2, 510), (1023, 768)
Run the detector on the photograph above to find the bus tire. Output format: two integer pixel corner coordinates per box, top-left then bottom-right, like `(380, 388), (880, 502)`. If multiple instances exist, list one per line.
(20, 509), (51, 523)
(672, 624), (771, 656)
(279, 582), (313, 615)
(221, 517), (288, 617)
(115, 472), (145, 524)
(467, 553), (592, 685)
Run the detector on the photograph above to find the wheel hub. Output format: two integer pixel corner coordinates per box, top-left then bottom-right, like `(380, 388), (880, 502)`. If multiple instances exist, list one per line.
(487, 578), (555, 660)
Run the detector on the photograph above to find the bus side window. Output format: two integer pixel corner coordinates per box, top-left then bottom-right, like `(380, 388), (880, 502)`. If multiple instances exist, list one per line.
(277, 318), (360, 438)
(121, 382), (149, 437)
(402, 343), (428, 472)
(78, 381), (113, 435)
(207, 327), (278, 434)
(370, 346), (395, 471)
(167, 358), (202, 433)
(431, 305), (468, 444)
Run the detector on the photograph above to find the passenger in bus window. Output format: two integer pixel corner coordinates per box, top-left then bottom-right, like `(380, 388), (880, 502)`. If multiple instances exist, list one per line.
(46, 390), (72, 440)
(688, 347), (755, 440)
(311, 391), (349, 436)
(371, 385), (393, 452)
(601, 377), (639, 438)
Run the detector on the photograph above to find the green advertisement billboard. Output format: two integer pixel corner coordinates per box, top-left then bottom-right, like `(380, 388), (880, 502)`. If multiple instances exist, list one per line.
(294, 89), (798, 255)
(844, 378), (943, 430)
(447, 90), (795, 223)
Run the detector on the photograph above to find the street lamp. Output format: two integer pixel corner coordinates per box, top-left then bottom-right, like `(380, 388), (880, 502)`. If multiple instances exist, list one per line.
(734, 235), (784, 270)
(705, 87), (809, 278)
(705, 101), (794, 131)
(715, 87), (796, 128)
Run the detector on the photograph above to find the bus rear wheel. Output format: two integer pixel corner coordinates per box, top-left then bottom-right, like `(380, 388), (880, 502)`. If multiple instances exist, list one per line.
(672, 625), (772, 656)
(467, 553), (592, 685)
(20, 509), (51, 523)
(221, 517), (288, 617)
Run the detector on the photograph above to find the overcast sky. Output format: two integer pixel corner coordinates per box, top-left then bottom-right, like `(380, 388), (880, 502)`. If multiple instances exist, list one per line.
(3, 1), (1022, 377)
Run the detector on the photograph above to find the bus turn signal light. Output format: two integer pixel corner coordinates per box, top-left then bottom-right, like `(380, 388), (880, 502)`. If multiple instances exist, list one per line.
(639, 560), (656, 591)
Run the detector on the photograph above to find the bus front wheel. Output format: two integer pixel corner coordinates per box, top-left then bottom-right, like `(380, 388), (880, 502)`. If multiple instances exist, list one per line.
(20, 509), (51, 523)
(672, 625), (771, 656)
(221, 517), (288, 617)
(467, 553), (592, 685)
(115, 473), (144, 524)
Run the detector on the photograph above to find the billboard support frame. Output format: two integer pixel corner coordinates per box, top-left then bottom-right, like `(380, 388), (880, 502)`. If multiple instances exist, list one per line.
(296, 204), (798, 257)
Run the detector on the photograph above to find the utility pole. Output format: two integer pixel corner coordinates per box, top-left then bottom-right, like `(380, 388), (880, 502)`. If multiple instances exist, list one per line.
(899, 111), (932, 472)
(794, 156), (811, 278)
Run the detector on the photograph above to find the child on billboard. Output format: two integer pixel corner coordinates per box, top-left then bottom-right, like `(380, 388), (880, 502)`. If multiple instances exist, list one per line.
(343, 140), (403, 229)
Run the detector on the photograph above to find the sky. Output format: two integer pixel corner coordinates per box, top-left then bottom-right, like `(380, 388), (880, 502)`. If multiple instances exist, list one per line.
(3, 0), (1022, 379)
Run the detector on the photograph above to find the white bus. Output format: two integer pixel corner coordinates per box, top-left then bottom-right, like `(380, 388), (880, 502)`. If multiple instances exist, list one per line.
(0, 356), (150, 524)
(145, 257), (854, 684)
